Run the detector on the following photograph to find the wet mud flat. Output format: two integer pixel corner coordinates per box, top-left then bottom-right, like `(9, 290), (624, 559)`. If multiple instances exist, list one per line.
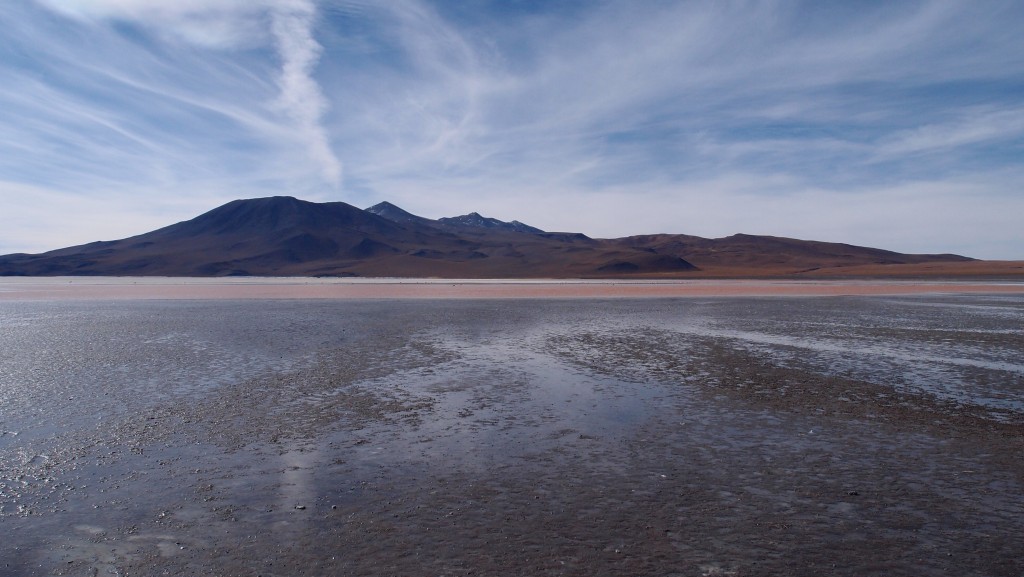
(1, 295), (1022, 576)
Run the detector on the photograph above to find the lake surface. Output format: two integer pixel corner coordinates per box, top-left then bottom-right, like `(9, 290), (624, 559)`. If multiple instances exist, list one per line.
(1, 292), (1022, 576)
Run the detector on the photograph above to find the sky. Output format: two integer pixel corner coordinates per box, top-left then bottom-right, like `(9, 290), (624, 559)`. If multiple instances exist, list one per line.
(1, 0), (1023, 259)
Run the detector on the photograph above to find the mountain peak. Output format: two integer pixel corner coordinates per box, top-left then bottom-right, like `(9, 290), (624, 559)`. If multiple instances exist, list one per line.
(173, 196), (367, 237)
(364, 201), (426, 225)
(366, 202), (545, 234)
(438, 212), (544, 234)
(366, 201), (401, 212)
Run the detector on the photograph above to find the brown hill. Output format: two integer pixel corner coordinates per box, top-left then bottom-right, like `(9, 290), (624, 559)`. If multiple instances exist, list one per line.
(0, 196), (983, 278)
(613, 233), (977, 277)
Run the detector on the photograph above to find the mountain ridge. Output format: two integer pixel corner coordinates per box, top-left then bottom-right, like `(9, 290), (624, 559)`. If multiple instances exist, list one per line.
(366, 202), (545, 234)
(0, 196), (978, 278)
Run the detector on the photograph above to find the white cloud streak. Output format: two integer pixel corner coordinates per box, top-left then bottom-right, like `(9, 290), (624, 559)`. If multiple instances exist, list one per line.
(270, 1), (342, 187)
(34, 0), (342, 187)
(878, 108), (1024, 156)
(36, 0), (271, 47)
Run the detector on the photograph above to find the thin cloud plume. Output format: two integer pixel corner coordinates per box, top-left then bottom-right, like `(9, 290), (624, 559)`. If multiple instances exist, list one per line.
(32, 0), (342, 189)
(270, 1), (342, 187)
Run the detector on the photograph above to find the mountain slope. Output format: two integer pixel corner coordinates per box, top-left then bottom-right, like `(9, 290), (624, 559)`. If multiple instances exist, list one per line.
(0, 196), (975, 277)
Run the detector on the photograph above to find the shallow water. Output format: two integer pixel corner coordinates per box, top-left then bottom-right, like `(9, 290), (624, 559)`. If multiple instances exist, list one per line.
(0, 295), (1022, 576)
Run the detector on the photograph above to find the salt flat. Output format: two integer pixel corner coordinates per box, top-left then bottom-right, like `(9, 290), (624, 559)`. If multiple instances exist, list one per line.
(1, 293), (1022, 576)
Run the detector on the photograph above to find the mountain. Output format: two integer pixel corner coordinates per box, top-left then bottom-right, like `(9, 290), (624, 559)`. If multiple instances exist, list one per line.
(366, 202), (544, 234)
(0, 196), (976, 278)
(364, 201), (433, 227)
(1, 197), (414, 276)
(437, 213), (544, 234)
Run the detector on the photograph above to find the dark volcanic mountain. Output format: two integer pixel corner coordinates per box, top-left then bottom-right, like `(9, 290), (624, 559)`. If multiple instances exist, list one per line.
(366, 202), (543, 234)
(364, 201), (432, 226)
(437, 213), (544, 234)
(0, 196), (972, 277)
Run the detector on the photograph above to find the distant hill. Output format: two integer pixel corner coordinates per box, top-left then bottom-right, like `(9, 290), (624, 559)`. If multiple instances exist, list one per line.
(0, 196), (975, 277)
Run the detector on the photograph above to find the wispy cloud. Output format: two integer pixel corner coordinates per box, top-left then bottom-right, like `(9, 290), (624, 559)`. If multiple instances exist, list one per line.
(270, 1), (341, 186)
(323, 0), (1024, 258)
(35, 0), (269, 48)
(2, 1), (1023, 258)
(32, 0), (342, 187)
(878, 107), (1024, 156)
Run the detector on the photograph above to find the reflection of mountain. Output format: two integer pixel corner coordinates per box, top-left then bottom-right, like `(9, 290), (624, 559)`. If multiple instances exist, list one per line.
(0, 196), (973, 277)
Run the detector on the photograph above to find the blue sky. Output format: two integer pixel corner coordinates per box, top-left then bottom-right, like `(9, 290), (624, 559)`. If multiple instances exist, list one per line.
(1, 0), (1022, 259)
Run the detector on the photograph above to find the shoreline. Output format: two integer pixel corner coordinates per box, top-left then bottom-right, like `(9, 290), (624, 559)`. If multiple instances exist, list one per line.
(1, 276), (1024, 300)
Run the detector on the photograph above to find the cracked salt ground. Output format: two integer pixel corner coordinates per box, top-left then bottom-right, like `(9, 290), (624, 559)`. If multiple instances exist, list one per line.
(1, 296), (1022, 576)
